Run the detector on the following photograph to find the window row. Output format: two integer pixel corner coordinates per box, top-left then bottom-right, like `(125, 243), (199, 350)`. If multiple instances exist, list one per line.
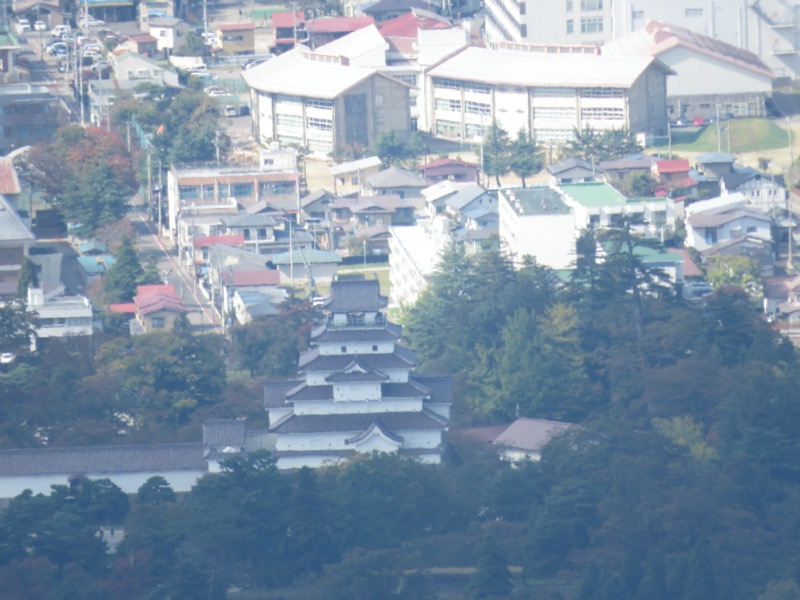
(581, 107), (624, 120)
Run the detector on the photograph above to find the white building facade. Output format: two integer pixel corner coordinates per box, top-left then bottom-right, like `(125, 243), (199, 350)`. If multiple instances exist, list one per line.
(498, 186), (577, 269)
(423, 44), (673, 145)
(485, 0), (800, 80)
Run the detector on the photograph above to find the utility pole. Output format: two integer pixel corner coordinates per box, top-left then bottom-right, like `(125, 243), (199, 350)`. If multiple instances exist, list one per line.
(715, 104), (721, 152)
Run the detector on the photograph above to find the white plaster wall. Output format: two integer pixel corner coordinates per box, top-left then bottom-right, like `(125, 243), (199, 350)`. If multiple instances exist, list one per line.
(0, 469), (207, 499)
(318, 339), (394, 355)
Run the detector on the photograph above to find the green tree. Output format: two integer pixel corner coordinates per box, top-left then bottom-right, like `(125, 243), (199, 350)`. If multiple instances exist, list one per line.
(60, 162), (131, 235)
(16, 258), (39, 299)
(564, 126), (641, 163)
(705, 255), (762, 296)
(625, 172), (658, 197)
(508, 128), (543, 187)
(0, 302), (36, 353)
(230, 298), (314, 376)
(466, 536), (513, 599)
(482, 120), (511, 186)
(373, 130), (410, 166)
(137, 476), (177, 505)
(102, 237), (145, 303)
(85, 478), (130, 524)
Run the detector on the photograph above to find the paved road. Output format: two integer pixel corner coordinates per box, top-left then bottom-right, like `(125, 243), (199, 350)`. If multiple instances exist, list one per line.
(130, 210), (223, 334)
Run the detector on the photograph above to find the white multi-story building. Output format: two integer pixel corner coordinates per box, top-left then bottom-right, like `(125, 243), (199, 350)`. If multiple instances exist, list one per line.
(423, 43), (673, 145)
(498, 186), (577, 269)
(486, 0), (800, 80)
(262, 279), (451, 469)
(27, 286), (93, 340)
(243, 45), (412, 158)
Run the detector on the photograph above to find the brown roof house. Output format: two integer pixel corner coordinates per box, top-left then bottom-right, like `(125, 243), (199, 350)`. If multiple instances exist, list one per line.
(133, 284), (187, 334)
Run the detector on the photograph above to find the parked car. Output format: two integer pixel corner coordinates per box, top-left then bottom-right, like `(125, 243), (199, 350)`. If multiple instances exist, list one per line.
(693, 116), (706, 126)
(46, 41), (66, 54)
(15, 19), (31, 34)
(0, 352), (16, 364)
(34, 20), (47, 31)
(51, 24), (71, 38)
(205, 86), (227, 97)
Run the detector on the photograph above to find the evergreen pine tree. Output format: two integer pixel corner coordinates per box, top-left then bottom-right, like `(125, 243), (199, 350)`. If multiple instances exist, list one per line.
(103, 237), (145, 303)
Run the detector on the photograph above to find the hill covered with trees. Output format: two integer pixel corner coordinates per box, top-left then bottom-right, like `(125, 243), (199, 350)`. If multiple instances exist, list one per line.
(2, 238), (800, 599)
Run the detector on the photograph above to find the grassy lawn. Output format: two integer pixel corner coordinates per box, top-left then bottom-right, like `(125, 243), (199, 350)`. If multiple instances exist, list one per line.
(653, 118), (790, 153)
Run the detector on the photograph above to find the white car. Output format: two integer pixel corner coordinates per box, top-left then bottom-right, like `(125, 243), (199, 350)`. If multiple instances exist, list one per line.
(0, 352), (16, 364)
(15, 19), (31, 34)
(34, 20), (47, 31)
(204, 86), (226, 96)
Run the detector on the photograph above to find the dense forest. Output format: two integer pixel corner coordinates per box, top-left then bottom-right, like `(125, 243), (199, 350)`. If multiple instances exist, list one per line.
(2, 230), (800, 599)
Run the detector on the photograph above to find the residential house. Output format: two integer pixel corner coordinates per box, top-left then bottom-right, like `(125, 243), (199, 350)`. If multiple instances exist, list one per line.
(243, 45), (412, 159)
(27, 286), (93, 339)
(490, 417), (574, 462)
(364, 165), (427, 205)
(701, 234), (776, 278)
(559, 181), (675, 236)
(694, 152), (735, 197)
(232, 286), (287, 324)
(547, 157), (602, 185)
(304, 16), (376, 49)
(220, 268), (283, 323)
(351, 194), (416, 228)
(259, 279), (452, 469)
(265, 247), (342, 286)
(352, 223), (392, 255)
(598, 155), (655, 185)
(362, 0), (432, 23)
(299, 189), (338, 248)
(76, 254), (116, 286)
(329, 156), (382, 196)
(271, 11), (306, 54)
(498, 186), (576, 269)
(219, 213), (280, 254)
(421, 179), (472, 219)
(423, 43), (673, 146)
(132, 284), (187, 334)
(720, 169), (787, 215)
(216, 22), (256, 56)
(119, 34), (159, 56)
(685, 198), (773, 252)
(148, 17), (190, 55)
(603, 21), (774, 121)
(192, 234), (245, 271)
(0, 193), (35, 299)
(418, 157), (479, 184)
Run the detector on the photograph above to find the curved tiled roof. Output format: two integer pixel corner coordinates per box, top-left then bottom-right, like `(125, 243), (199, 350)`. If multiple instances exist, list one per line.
(269, 409), (447, 434)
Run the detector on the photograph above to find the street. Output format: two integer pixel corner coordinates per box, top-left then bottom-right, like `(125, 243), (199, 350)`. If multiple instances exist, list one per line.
(131, 210), (223, 334)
